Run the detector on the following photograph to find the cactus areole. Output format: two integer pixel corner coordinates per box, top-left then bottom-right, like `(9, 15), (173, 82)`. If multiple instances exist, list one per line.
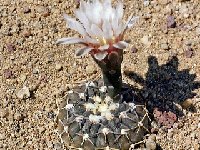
(56, 0), (139, 100)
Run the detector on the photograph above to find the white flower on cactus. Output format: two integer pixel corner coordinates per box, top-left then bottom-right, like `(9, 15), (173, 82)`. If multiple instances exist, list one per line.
(56, 0), (139, 60)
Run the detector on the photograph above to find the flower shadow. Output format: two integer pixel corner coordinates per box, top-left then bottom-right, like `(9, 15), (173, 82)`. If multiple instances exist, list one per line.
(125, 55), (200, 127)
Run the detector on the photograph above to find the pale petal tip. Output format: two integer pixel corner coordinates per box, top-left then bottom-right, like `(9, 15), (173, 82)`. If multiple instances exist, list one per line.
(127, 16), (139, 29)
(94, 51), (108, 61)
(56, 38), (64, 44)
(56, 37), (85, 45)
(113, 41), (129, 49)
(75, 47), (93, 57)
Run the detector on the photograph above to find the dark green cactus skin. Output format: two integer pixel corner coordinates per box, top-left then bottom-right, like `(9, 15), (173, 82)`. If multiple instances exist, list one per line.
(92, 48), (123, 101)
(56, 81), (149, 150)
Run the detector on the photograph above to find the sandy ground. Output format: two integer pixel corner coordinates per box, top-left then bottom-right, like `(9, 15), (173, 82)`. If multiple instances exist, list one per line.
(0, 0), (200, 149)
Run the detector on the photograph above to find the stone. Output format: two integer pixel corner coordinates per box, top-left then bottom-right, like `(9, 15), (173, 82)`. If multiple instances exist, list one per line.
(33, 68), (39, 74)
(0, 108), (9, 118)
(141, 36), (150, 46)
(131, 47), (138, 53)
(196, 27), (200, 35)
(148, 134), (156, 141)
(55, 63), (63, 71)
(143, 0), (150, 7)
(184, 48), (193, 58)
(145, 139), (157, 150)
(42, 8), (50, 17)
(167, 16), (176, 28)
(4, 69), (13, 79)
(160, 0), (168, 5)
(23, 29), (31, 37)
(86, 65), (97, 74)
(16, 86), (30, 99)
(0, 133), (5, 140)
(20, 74), (27, 82)
(39, 127), (46, 133)
(198, 123), (200, 129)
(160, 43), (169, 50)
(30, 11), (36, 18)
(181, 99), (193, 109)
(10, 55), (15, 60)
(23, 7), (31, 13)
(6, 43), (15, 52)
(14, 112), (23, 121)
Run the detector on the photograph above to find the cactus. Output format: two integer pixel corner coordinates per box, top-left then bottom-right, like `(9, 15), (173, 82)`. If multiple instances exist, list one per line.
(56, 0), (149, 149)
(56, 81), (149, 150)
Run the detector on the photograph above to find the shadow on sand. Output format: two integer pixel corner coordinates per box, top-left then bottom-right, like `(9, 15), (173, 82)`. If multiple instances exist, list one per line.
(125, 55), (200, 121)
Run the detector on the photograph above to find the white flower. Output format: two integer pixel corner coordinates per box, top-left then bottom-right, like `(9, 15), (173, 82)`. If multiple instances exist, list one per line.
(56, 0), (139, 60)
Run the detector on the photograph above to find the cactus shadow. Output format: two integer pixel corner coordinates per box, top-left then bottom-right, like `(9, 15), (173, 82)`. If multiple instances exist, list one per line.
(125, 55), (200, 119)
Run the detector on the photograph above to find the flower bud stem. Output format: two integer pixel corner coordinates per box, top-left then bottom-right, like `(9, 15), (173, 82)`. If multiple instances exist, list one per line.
(92, 49), (123, 101)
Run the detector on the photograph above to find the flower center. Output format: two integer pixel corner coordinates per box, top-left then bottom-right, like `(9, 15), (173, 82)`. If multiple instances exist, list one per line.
(96, 37), (107, 45)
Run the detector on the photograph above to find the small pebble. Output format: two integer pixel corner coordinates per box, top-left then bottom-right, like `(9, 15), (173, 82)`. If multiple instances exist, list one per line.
(167, 16), (176, 28)
(42, 8), (50, 17)
(20, 74), (27, 82)
(16, 86), (30, 99)
(0, 133), (6, 140)
(196, 27), (200, 35)
(55, 63), (63, 71)
(184, 48), (193, 58)
(148, 134), (156, 141)
(75, 0), (80, 4)
(14, 112), (23, 121)
(143, 0), (150, 7)
(86, 65), (97, 74)
(0, 108), (9, 118)
(39, 127), (46, 133)
(131, 47), (138, 53)
(33, 68), (39, 74)
(6, 43), (15, 52)
(23, 7), (31, 13)
(10, 55), (15, 60)
(181, 99), (193, 109)
(198, 123), (200, 129)
(160, 0), (168, 5)
(151, 127), (159, 134)
(4, 69), (13, 79)
(145, 139), (157, 150)
(141, 36), (150, 45)
(23, 29), (31, 37)
(30, 11), (36, 18)
(160, 43), (169, 50)
(54, 143), (63, 150)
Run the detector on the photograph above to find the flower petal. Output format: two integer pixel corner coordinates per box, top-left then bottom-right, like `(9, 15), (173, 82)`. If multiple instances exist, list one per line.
(56, 37), (85, 44)
(85, 36), (99, 44)
(75, 10), (90, 27)
(102, 20), (113, 39)
(63, 14), (87, 36)
(116, 1), (123, 21)
(94, 51), (108, 60)
(75, 47), (93, 57)
(91, 24), (104, 37)
(91, 0), (103, 24)
(79, 0), (87, 12)
(98, 45), (109, 50)
(113, 41), (129, 49)
(102, 0), (112, 20)
(125, 15), (139, 29)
